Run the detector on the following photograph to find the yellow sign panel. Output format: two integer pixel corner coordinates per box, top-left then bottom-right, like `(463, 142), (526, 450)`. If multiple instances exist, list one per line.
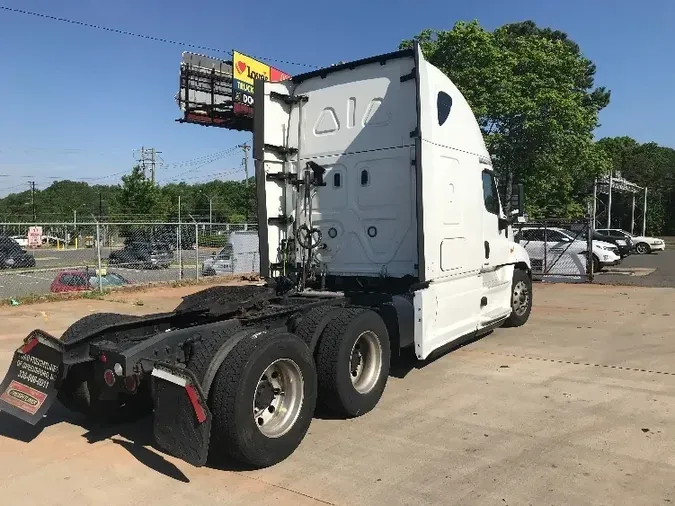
(233, 50), (271, 85)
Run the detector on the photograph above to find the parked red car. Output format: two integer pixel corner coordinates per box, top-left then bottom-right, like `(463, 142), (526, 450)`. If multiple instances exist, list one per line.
(50, 269), (130, 293)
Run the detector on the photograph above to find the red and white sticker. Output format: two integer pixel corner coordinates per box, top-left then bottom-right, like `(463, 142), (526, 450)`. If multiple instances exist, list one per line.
(0, 380), (47, 415)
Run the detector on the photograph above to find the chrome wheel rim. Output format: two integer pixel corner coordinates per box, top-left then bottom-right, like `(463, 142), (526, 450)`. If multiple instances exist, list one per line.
(253, 358), (304, 438)
(349, 331), (383, 394)
(636, 244), (647, 254)
(512, 280), (530, 316)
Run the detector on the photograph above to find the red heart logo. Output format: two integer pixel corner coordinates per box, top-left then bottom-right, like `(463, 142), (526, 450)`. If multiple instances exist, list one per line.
(236, 61), (246, 74)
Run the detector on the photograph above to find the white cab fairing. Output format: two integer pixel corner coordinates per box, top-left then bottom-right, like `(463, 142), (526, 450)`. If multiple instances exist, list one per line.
(256, 43), (529, 361)
(260, 55), (418, 278)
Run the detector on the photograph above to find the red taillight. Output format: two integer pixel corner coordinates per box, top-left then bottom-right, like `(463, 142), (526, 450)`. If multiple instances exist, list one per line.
(103, 369), (115, 387)
(99, 353), (107, 363)
(124, 375), (137, 392)
(20, 338), (39, 355)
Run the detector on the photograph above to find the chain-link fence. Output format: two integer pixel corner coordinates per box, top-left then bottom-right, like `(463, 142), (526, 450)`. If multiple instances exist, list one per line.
(512, 218), (596, 282)
(0, 222), (259, 300)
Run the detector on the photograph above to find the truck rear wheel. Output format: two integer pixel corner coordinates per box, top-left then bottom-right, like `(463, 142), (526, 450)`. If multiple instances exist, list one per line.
(208, 330), (317, 468)
(502, 268), (532, 328)
(293, 304), (343, 351)
(315, 308), (390, 417)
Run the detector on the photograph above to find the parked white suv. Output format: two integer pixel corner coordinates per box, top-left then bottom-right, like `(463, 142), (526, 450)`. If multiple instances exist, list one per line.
(596, 228), (665, 255)
(515, 227), (621, 274)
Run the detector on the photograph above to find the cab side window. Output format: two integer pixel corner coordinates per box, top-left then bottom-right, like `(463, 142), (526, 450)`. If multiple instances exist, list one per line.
(481, 170), (500, 215)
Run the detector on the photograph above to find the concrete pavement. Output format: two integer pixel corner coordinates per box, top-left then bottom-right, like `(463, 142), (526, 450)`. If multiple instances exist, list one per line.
(0, 282), (674, 505)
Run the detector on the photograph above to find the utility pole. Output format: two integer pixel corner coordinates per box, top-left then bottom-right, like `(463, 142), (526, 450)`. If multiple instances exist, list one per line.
(99, 193), (103, 221)
(209, 197), (213, 232)
(28, 181), (36, 222)
(135, 147), (162, 184)
(240, 143), (250, 186)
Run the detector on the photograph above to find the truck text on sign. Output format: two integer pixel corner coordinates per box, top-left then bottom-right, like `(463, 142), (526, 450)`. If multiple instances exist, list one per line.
(231, 50), (290, 117)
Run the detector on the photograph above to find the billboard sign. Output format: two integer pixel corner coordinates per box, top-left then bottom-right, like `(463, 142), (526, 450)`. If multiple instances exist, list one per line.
(176, 50), (290, 130)
(231, 50), (291, 118)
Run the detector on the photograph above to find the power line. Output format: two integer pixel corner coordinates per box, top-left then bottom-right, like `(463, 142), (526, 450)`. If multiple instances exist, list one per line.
(0, 5), (318, 69)
(159, 152), (237, 183)
(163, 168), (245, 184)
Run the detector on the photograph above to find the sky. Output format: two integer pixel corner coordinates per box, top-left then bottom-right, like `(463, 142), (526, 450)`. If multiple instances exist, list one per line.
(0, 0), (674, 197)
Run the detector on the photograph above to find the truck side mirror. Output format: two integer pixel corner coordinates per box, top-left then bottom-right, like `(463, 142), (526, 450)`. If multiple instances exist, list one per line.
(510, 183), (525, 216)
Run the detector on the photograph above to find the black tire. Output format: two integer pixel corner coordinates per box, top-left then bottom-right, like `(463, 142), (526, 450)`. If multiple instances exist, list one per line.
(502, 268), (532, 328)
(184, 322), (242, 385)
(293, 304), (343, 352)
(209, 330), (317, 468)
(592, 254), (601, 273)
(61, 312), (140, 344)
(635, 242), (651, 255)
(315, 308), (391, 417)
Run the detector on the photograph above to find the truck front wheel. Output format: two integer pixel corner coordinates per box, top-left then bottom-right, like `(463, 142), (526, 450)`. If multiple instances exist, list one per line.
(315, 308), (391, 417)
(502, 268), (532, 328)
(208, 330), (317, 468)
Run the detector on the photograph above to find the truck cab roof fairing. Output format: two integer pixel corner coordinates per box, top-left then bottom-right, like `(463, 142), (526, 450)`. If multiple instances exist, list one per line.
(414, 44), (490, 162)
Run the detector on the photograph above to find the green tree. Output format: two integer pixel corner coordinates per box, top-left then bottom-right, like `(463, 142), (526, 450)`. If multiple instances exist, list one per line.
(0, 171), (257, 226)
(401, 20), (612, 218)
(112, 165), (168, 221)
(598, 137), (675, 234)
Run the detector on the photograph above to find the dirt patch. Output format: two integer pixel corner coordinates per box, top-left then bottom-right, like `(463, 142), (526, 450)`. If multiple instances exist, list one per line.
(0, 278), (261, 346)
(1, 274), (262, 308)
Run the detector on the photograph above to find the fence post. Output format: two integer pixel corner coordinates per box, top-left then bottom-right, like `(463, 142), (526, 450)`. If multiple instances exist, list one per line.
(587, 215), (594, 282)
(96, 221), (103, 292)
(195, 222), (199, 280)
(177, 224), (183, 281)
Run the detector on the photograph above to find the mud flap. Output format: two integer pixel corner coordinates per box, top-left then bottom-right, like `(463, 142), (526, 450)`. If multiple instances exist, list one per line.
(0, 330), (64, 425)
(151, 363), (212, 467)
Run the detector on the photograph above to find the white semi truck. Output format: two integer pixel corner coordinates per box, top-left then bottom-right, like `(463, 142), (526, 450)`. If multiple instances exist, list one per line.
(0, 43), (532, 469)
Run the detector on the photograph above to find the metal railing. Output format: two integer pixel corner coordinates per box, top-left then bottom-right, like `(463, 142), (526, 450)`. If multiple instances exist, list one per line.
(0, 222), (260, 300)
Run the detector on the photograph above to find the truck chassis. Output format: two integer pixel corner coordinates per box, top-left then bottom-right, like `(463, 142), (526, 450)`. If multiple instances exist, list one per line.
(0, 278), (531, 468)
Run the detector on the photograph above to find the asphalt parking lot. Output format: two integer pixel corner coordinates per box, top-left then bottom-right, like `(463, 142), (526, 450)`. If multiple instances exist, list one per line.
(0, 281), (674, 505)
(0, 247), (219, 298)
(596, 247), (675, 287)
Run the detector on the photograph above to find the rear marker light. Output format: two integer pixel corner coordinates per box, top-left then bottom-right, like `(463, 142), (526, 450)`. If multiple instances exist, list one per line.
(103, 369), (115, 387)
(20, 338), (39, 355)
(99, 354), (108, 363)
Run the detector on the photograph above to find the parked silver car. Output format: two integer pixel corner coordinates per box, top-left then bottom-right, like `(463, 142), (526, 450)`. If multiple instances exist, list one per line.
(202, 245), (233, 276)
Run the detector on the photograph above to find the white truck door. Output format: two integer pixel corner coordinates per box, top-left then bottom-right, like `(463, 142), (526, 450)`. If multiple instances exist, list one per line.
(476, 168), (513, 325)
(480, 169), (510, 270)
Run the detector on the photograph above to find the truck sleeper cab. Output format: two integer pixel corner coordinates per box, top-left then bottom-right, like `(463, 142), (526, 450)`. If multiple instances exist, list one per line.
(0, 43), (532, 471)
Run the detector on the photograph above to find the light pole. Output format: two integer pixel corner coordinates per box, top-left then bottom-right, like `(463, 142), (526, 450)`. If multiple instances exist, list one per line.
(197, 190), (214, 232)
